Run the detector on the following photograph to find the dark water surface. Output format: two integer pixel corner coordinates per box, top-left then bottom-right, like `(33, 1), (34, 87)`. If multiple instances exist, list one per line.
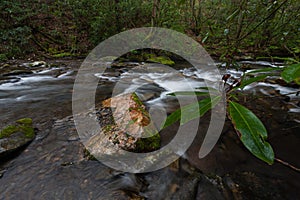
(0, 59), (299, 199)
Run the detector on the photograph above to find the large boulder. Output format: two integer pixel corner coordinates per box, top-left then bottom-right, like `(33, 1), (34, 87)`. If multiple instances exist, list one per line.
(88, 93), (160, 153)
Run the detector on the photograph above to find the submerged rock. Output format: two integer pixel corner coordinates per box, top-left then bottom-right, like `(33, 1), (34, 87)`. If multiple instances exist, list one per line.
(0, 118), (35, 159)
(2, 69), (33, 76)
(0, 61), (49, 77)
(0, 63), (33, 77)
(0, 76), (20, 85)
(22, 61), (47, 68)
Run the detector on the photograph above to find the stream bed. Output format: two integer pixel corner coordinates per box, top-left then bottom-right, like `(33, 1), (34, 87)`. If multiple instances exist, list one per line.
(0, 59), (299, 199)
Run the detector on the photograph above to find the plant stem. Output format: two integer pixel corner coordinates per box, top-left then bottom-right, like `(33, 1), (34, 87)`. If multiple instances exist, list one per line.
(275, 157), (300, 173)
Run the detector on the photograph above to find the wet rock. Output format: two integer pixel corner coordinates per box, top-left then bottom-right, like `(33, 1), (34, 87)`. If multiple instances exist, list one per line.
(88, 93), (160, 153)
(142, 167), (180, 199)
(104, 173), (145, 194)
(0, 63), (11, 72)
(67, 135), (80, 142)
(0, 63), (33, 76)
(0, 76), (20, 85)
(111, 62), (141, 68)
(0, 114), (139, 199)
(136, 83), (165, 102)
(196, 175), (225, 200)
(0, 169), (6, 178)
(265, 77), (300, 88)
(0, 118), (35, 159)
(170, 174), (200, 200)
(141, 161), (202, 200)
(2, 69), (33, 76)
(226, 171), (289, 199)
(22, 61), (47, 68)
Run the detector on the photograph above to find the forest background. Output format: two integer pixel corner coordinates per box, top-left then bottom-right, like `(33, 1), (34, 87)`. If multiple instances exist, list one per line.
(0, 0), (299, 62)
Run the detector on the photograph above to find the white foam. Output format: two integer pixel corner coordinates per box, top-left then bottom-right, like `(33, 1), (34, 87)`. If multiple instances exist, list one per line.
(289, 108), (300, 113)
(35, 67), (60, 74)
(0, 75), (55, 90)
(16, 95), (27, 101)
(0, 82), (31, 90)
(240, 60), (284, 68)
(57, 70), (74, 78)
(244, 82), (299, 95)
(94, 73), (119, 81)
(180, 67), (222, 82)
(121, 70), (205, 94)
(20, 75), (54, 83)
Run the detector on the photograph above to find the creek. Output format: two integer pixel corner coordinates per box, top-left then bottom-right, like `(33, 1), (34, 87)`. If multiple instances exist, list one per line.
(0, 59), (299, 199)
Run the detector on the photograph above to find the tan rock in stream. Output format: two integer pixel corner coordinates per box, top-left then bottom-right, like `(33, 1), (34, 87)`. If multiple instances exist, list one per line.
(102, 93), (152, 138)
(85, 93), (160, 156)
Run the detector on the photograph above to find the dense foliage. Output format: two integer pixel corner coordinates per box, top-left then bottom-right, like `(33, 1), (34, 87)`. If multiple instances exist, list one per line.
(0, 0), (299, 60)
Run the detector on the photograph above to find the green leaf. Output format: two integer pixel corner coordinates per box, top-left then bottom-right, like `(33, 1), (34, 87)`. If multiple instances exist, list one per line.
(229, 101), (274, 165)
(295, 77), (300, 85)
(162, 96), (221, 129)
(281, 63), (300, 84)
(239, 74), (269, 89)
(167, 91), (210, 96)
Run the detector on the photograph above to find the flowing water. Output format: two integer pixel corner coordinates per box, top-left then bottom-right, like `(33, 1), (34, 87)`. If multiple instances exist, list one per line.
(0, 59), (299, 199)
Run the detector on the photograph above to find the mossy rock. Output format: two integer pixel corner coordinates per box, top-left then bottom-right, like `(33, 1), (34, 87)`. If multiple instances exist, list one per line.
(117, 50), (175, 66)
(129, 93), (160, 152)
(0, 118), (34, 139)
(0, 118), (35, 159)
(83, 148), (97, 161)
(89, 93), (161, 154)
(16, 118), (33, 126)
(147, 56), (175, 66)
(134, 133), (160, 153)
(53, 52), (73, 58)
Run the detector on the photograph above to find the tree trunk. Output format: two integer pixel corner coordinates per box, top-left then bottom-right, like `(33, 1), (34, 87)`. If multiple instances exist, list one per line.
(152, 0), (160, 27)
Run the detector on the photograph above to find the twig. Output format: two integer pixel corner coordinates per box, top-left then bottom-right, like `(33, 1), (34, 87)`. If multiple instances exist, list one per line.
(283, 44), (299, 60)
(275, 157), (300, 173)
(30, 37), (48, 52)
(238, 0), (288, 42)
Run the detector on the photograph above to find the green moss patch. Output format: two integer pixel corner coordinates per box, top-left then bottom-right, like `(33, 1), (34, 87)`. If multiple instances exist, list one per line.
(0, 125), (18, 139)
(52, 52), (73, 58)
(16, 118), (33, 125)
(0, 118), (35, 139)
(134, 133), (161, 152)
(147, 56), (175, 66)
